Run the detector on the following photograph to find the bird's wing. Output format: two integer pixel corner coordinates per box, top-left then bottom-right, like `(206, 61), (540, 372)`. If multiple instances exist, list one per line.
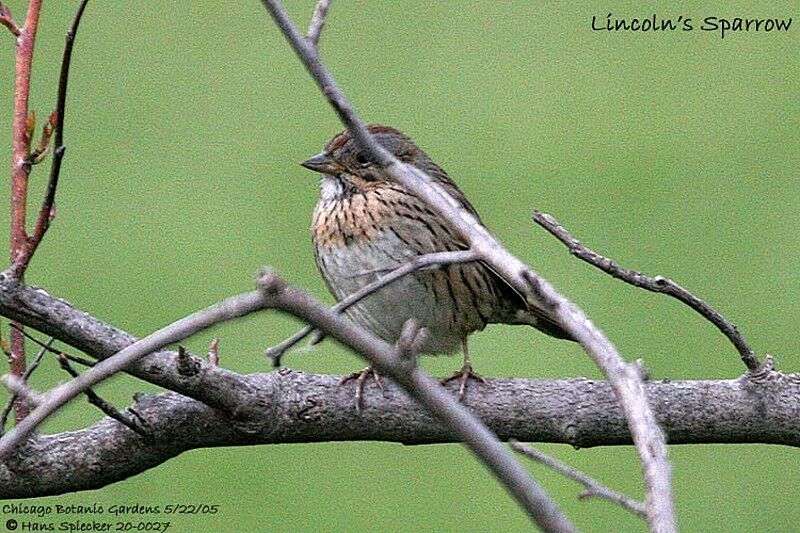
(425, 162), (575, 341)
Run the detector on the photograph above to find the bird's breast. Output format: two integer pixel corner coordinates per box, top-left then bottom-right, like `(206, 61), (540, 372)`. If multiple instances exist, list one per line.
(312, 191), (387, 248)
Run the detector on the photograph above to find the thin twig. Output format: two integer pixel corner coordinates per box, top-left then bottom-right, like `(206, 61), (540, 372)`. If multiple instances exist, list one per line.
(18, 334), (52, 380)
(9, 323), (95, 367)
(257, 2), (674, 530)
(58, 351), (95, 367)
(266, 249), (478, 366)
(14, 0), (90, 275)
(208, 338), (219, 367)
(306, 0), (332, 48)
(0, 336), (53, 434)
(8, 0), (45, 423)
(532, 211), (759, 371)
(0, 3), (19, 37)
(2, 375), (43, 407)
(9, 0), (44, 269)
(57, 354), (148, 437)
(510, 440), (647, 517)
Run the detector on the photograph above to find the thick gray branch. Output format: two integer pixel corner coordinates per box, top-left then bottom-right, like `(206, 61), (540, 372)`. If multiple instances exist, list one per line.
(1, 370), (797, 499)
(258, 272), (574, 532)
(1, 265), (574, 531)
(0, 273), (273, 427)
(0, 291), (268, 457)
(0, 272), (568, 527)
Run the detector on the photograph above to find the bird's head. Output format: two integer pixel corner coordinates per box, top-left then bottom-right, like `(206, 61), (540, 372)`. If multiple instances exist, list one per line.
(301, 124), (430, 200)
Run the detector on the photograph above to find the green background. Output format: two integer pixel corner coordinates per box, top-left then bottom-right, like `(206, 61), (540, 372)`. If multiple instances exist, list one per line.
(1, 1), (798, 531)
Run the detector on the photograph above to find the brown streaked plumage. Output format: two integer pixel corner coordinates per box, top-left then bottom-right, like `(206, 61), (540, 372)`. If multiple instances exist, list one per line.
(303, 125), (574, 400)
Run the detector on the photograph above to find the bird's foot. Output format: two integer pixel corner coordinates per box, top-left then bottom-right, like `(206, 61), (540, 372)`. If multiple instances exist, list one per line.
(340, 367), (383, 413)
(440, 362), (485, 402)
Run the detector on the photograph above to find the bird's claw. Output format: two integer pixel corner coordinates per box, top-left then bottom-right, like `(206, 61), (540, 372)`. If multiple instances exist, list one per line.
(440, 362), (485, 401)
(340, 367), (383, 412)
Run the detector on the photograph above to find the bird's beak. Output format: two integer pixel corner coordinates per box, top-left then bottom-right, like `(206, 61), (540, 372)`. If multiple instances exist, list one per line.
(300, 152), (342, 174)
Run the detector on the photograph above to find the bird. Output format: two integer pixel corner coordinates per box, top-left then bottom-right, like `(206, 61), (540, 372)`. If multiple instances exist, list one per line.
(301, 124), (574, 403)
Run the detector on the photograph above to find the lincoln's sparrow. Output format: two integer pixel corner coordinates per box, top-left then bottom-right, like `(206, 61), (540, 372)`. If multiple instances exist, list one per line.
(302, 125), (574, 397)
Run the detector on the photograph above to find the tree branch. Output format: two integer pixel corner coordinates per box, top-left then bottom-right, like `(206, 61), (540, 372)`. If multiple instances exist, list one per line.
(0, 290), (270, 458)
(0, 272), (279, 423)
(17, 0), (91, 275)
(0, 270), (575, 532)
(7, 0), (44, 424)
(3, 273), (794, 503)
(0, 369), (797, 499)
(306, 0), (332, 48)
(509, 440), (647, 517)
(259, 270), (575, 532)
(0, 3), (19, 37)
(532, 211), (759, 370)
(0, 335), (52, 434)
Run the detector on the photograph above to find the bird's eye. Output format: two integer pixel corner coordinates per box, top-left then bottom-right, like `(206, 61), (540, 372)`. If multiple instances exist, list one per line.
(355, 153), (369, 165)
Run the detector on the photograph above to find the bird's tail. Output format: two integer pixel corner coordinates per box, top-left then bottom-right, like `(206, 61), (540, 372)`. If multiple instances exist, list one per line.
(512, 308), (577, 342)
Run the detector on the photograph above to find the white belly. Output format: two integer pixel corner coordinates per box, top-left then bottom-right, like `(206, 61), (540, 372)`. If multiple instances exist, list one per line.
(316, 229), (465, 354)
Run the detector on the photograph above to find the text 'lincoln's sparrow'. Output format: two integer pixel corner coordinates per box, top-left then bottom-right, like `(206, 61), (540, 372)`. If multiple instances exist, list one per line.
(302, 125), (574, 399)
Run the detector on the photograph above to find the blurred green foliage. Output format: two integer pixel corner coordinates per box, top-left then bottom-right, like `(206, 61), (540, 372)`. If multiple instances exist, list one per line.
(0, 1), (797, 531)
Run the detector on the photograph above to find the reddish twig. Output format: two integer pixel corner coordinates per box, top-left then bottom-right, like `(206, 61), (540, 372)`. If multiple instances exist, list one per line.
(5, 0), (89, 424)
(6, 328), (26, 422)
(9, 0), (42, 270)
(12, 0), (90, 277)
(208, 338), (219, 367)
(0, 3), (19, 37)
(7, 0), (44, 423)
(532, 211), (759, 371)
